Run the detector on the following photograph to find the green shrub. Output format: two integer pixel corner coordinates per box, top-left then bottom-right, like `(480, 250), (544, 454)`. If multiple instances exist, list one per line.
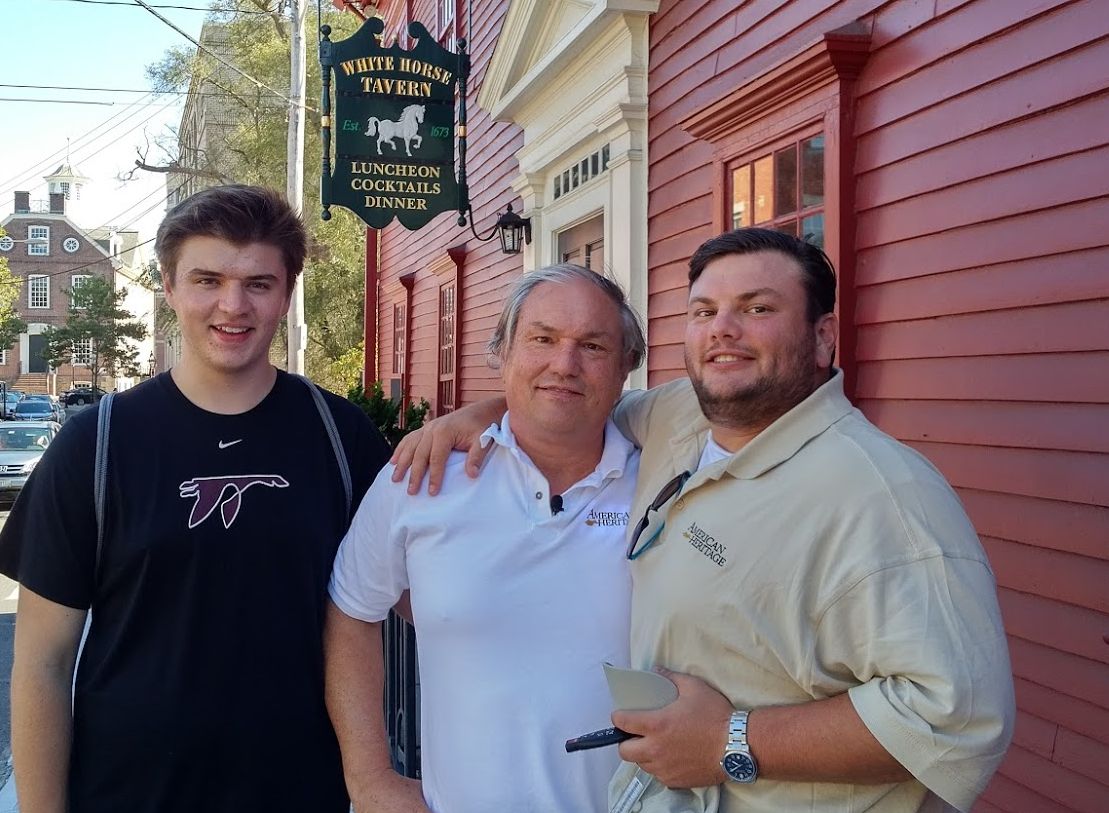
(348, 381), (431, 447)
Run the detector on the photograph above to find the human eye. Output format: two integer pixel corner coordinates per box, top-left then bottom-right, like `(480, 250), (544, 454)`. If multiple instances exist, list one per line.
(248, 280), (273, 291)
(746, 304), (772, 314)
(691, 307), (715, 319)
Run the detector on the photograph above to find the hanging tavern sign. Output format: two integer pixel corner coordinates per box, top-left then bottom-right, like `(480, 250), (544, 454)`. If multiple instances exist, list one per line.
(320, 18), (470, 229)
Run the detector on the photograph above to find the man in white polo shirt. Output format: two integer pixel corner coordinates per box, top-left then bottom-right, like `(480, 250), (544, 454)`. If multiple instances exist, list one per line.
(324, 264), (644, 813)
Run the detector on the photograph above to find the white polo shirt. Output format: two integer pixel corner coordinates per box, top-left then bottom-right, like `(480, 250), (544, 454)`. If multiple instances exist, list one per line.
(330, 414), (639, 813)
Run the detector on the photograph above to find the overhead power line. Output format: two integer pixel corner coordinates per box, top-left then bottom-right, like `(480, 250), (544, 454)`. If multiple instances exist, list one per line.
(132, 0), (318, 113)
(0, 97), (117, 105)
(0, 93), (156, 191)
(39, 0), (273, 12)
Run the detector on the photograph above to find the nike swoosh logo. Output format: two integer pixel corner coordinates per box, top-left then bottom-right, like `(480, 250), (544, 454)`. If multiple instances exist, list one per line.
(218, 439), (243, 449)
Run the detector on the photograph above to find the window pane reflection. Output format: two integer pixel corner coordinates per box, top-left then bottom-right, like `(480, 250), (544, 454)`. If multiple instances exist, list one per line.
(753, 156), (773, 224)
(801, 136), (824, 208)
(774, 146), (797, 217)
(801, 214), (824, 248)
(732, 164), (751, 228)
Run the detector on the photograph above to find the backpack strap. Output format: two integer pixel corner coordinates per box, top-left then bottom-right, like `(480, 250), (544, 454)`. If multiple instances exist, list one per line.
(93, 393), (115, 571)
(296, 375), (352, 517)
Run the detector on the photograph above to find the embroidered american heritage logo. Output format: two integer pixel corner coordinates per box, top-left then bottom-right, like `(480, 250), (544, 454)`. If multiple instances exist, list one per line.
(179, 475), (290, 529)
(682, 521), (728, 567)
(584, 509), (630, 527)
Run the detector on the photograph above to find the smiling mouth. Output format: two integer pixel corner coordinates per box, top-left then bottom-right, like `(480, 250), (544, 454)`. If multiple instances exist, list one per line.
(213, 326), (251, 335)
(539, 385), (583, 396)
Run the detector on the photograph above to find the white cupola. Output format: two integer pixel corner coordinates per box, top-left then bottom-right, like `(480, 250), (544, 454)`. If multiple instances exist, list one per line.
(43, 160), (90, 224)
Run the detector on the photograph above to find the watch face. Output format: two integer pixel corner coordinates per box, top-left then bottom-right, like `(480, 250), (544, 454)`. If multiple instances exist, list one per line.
(723, 752), (757, 783)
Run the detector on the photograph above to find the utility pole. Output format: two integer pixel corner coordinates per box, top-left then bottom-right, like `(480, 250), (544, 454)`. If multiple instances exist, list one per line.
(286, 0), (308, 375)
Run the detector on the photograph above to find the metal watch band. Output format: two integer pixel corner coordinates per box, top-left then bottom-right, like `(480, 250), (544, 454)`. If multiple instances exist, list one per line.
(727, 710), (750, 749)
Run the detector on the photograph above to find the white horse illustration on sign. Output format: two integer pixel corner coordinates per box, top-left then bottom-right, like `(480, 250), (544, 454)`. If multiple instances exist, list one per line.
(365, 104), (425, 157)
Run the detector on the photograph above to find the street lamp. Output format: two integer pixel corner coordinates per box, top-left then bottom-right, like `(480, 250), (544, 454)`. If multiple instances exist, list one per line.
(467, 203), (532, 255)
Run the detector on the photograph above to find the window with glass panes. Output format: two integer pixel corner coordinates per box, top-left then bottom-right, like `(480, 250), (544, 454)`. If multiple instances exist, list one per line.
(71, 274), (91, 308)
(730, 134), (825, 248)
(29, 226), (49, 256)
(73, 338), (93, 366)
(29, 275), (49, 308)
(392, 302), (407, 376)
(437, 281), (456, 414)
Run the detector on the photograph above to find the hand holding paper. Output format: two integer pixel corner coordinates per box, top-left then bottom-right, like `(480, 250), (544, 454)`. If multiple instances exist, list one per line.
(612, 667), (734, 789)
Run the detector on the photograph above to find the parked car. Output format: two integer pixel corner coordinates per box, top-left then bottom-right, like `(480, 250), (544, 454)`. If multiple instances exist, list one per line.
(0, 421), (59, 505)
(12, 399), (58, 422)
(3, 392), (20, 419)
(63, 386), (107, 407)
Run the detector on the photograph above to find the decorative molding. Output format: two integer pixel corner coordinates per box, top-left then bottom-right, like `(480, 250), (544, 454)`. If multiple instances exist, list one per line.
(429, 245), (467, 278)
(680, 24), (871, 144)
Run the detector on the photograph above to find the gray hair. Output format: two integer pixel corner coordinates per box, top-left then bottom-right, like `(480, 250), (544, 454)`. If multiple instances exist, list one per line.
(487, 263), (646, 373)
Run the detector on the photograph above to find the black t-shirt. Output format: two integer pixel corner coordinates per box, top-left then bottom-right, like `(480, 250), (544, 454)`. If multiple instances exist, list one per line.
(0, 371), (390, 813)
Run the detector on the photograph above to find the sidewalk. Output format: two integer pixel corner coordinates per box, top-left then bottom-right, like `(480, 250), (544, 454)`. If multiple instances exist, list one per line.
(0, 757), (16, 813)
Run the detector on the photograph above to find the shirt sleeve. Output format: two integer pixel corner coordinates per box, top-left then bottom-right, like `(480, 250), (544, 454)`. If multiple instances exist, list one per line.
(328, 464), (410, 623)
(817, 554), (1015, 811)
(0, 412), (98, 610)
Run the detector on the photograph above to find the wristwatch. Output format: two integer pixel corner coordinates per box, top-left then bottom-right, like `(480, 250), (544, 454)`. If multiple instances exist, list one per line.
(720, 710), (758, 783)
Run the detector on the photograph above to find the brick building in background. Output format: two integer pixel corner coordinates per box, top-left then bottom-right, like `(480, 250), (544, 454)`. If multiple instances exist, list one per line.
(0, 166), (155, 394)
(340, 2), (1107, 809)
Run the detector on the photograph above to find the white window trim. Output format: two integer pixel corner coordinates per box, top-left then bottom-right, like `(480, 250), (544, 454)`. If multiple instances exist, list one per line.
(28, 275), (50, 309)
(0, 349), (7, 366)
(71, 274), (92, 308)
(28, 225), (50, 256)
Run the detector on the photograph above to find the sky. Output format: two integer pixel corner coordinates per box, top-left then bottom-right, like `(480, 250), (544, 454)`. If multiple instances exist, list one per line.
(0, 0), (208, 243)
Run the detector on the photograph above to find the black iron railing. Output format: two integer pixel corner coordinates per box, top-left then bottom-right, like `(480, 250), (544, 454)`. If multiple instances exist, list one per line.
(383, 610), (421, 778)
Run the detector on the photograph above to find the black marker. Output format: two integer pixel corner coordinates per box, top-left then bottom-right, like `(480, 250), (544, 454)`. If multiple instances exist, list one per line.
(565, 726), (634, 753)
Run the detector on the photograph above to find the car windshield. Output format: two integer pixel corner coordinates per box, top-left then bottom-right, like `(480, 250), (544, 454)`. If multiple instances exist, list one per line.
(14, 402), (50, 414)
(0, 429), (50, 450)
(23, 395), (50, 402)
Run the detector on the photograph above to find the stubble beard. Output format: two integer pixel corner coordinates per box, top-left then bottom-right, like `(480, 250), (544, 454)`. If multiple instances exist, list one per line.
(686, 337), (818, 435)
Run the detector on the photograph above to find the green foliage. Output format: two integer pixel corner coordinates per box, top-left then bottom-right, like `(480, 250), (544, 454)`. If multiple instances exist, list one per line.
(348, 380), (431, 447)
(42, 277), (148, 390)
(145, 1), (368, 382)
(0, 228), (27, 352)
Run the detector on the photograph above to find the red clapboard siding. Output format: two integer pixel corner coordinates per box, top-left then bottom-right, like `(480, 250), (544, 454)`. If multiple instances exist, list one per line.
(856, 400), (1109, 455)
(854, 299), (1109, 360)
(854, 248), (1109, 324)
(982, 537), (1108, 614)
(1014, 676), (1109, 749)
(978, 771), (1075, 813)
(997, 744), (1109, 813)
(854, 354), (1109, 403)
(904, 440), (1109, 508)
(1000, 590), (1109, 668)
(854, 36), (1109, 174)
(855, 146), (1109, 249)
(957, 489), (1108, 561)
(1011, 710), (1058, 760)
(854, 0), (1109, 136)
(858, 0), (1071, 98)
(855, 93), (1109, 211)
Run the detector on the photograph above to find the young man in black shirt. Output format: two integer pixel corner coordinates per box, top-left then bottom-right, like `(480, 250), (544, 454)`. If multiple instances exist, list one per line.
(0, 185), (390, 813)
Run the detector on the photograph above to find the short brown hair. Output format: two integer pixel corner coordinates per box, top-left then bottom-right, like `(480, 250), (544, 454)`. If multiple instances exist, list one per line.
(156, 185), (307, 290)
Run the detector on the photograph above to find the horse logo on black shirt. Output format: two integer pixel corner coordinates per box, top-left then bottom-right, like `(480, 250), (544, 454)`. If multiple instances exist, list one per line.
(179, 475), (290, 529)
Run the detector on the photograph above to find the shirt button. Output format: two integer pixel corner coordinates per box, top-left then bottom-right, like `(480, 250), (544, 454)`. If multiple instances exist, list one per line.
(675, 498), (685, 510)
(535, 492), (542, 499)
(631, 803), (642, 813)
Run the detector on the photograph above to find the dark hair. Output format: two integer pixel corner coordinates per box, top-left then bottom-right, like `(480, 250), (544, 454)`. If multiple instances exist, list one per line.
(488, 263), (646, 374)
(155, 185), (307, 290)
(688, 228), (836, 322)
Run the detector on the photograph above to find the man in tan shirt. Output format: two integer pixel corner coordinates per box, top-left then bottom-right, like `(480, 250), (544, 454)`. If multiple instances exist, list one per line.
(394, 228), (1015, 812)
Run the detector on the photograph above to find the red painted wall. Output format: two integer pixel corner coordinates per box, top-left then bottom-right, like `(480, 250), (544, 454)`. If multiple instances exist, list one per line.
(648, 1), (1109, 810)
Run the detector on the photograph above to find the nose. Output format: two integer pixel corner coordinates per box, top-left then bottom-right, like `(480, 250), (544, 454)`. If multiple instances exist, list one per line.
(548, 341), (582, 375)
(709, 308), (741, 339)
(218, 281), (249, 314)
